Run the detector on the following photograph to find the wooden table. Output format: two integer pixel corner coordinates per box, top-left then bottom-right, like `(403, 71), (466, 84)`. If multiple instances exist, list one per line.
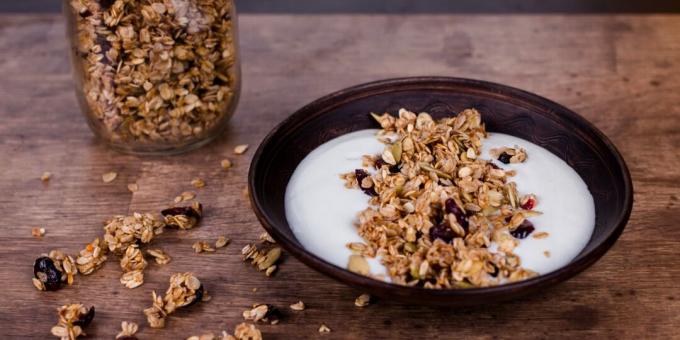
(1, 13), (679, 339)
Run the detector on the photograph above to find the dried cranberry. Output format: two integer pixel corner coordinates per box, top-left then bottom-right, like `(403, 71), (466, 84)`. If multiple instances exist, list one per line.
(34, 256), (62, 291)
(354, 169), (377, 196)
(488, 162), (501, 170)
(73, 306), (95, 328)
(444, 198), (469, 230)
(510, 220), (535, 239)
(161, 205), (202, 219)
(498, 152), (512, 164)
(489, 264), (499, 277)
(429, 223), (456, 243)
(521, 198), (536, 210)
(375, 159), (400, 173)
(185, 284), (204, 308)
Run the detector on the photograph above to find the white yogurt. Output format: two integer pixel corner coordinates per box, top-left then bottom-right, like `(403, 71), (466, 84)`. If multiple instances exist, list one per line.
(285, 129), (595, 278)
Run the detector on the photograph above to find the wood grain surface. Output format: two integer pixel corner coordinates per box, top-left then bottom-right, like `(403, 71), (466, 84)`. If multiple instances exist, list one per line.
(0, 13), (678, 339)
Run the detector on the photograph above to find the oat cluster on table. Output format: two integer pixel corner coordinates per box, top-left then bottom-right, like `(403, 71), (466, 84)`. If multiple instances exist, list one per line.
(242, 304), (281, 325)
(144, 272), (207, 328)
(67, 0), (238, 144)
(241, 244), (282, 277)
(50, 304), (95, 340)
(340, 108), (543, 288)
(33, 203), (202, 291)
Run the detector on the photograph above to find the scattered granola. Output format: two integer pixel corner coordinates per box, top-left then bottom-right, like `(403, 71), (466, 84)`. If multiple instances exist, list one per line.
(104, 213), (165, 254)
(221, 159), (233, 170)
(76, 238), (108, 275)
(242, 244), (282, 277)
(41, 172), (52, 182)
(175, 191), (197, 203)
(242, 304), (281, 324)
(34, 250), (78, 291)
(50, 304), (94, 340)
(162, 202), (203, 229)
(127, 183), (139, 192)
(102, 172), (118, 183)
(318, 324), (331, 333)
(289, 301), (305, 311)
(232, 323), (263, 340)
(215, 235), (230, 248)
(258, 232), (275, 244)
(116, 321), (139, 339)
(193, 241), (216, 253)
(32, 227), (46, 238)
(144, 273), (205, 328)
(234, 144), (249, 155)
(340, 108), (543, 288)
(67, 0), (239, 145)
(192, 178), (206, 188)
(544, 250), (551, 258)
(354, 294), (371, 307)
(147, 248), (172, 265)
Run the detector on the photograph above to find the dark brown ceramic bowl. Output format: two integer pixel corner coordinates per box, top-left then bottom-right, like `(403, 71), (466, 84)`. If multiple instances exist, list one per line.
(248, 77), (633, 306)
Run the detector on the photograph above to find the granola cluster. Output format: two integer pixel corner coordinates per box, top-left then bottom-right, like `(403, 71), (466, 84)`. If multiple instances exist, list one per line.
(50, 304), (95, 340)
(67, 0), (239, 144)
(33, 203), (202, 291)
(33, 251), (78, 291)
(242, 304), (281, 325)
(241, 244), (281, 277)
(341, 108), (542, 288)
(144, 272), (207, 328)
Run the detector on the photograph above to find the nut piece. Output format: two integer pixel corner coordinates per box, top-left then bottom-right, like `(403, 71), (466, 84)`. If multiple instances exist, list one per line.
(215, 236), (230, 248)
(221, 159), (233, 169)
(31, 227), (46, 238)
(354, 294), (371, 307)
(102, 172), (118, 183)
(318, 324), (331, 333)
(347, 255), (370, 275)
(191, 178), (206, 188)
(193, 241), (216, 253)
(41, 172), (51, 182)
(289, 301), (305, 311)
(242, 244), (282, 276)
(233, 144), (249, 155)
(127, 183), (139, 192)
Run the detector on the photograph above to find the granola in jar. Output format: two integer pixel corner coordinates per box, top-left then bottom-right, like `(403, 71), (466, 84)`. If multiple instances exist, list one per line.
(64, 0), (241, 154)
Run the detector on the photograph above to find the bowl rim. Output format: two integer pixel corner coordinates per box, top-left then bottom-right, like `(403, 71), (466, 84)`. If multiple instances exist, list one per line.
(248, 76), (633, 301)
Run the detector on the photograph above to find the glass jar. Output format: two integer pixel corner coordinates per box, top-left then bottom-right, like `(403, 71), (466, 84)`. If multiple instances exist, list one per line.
(64, 0), (240, 155)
